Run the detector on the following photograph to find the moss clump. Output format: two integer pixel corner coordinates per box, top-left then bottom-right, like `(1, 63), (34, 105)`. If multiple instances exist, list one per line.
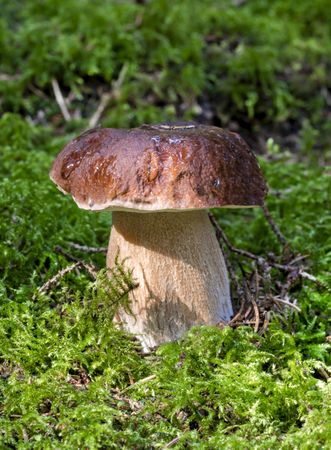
(1, 0), (331, 445)
(1, 323), (330, 448)
(0, 113), (330, 448)
(1, 0), (331, 146)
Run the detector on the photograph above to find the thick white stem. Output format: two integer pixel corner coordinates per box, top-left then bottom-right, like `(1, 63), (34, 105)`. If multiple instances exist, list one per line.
(107, 210), (232, 349)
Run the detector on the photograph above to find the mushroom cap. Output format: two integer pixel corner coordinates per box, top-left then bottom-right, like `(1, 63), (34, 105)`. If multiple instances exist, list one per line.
(50, 123), (267, 212)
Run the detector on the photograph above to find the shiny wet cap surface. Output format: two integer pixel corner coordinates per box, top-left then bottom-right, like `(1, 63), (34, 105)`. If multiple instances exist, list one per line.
(50, 123), (267, 211)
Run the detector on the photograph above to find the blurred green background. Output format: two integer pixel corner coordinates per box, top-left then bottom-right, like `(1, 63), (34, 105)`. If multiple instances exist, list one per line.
(1, 0), (330, 153)
(0, 1), (330, 448)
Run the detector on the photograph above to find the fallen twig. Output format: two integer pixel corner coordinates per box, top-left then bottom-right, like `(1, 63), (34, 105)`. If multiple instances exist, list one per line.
(250, 271), (260, 332)
(244, 305), (252, 319)
(0, 73), (21, 81)
(55, 245), (81, 262)
(228, 319), (264, 328)
(288, 254), (308, 265)
(51, 78), (71, 122)
(88, 63), (128, 128)
(121, 374), (157, 393)
(260, 311), (270, 334)
(68, 242), (107, 253)
(227, 297), (246, 326)
(209, 212), (324, 287)
(54, 245), (99, 278)
(262, 205), (288, 247)
(209, 210), (329, 334)
(27, 84), (48, 99)
(209, 213), (264, 262)
(269, 296), (301, 312)
(251, 297), (260, 333)
(317, 367), (330, 381)
(37, 262), (82, 295)
(36, 259), (98, 297)
(163, 436), (181, 448)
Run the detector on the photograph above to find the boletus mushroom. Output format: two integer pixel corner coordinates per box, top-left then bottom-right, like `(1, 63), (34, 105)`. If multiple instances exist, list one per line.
(50, 123), (267, 350)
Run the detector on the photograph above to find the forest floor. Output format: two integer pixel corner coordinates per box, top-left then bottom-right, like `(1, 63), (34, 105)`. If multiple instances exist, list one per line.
(0, 1), (330, 448)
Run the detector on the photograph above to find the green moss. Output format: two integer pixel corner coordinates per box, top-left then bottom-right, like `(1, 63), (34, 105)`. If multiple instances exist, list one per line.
(1, 1), (331, 446)
(0, 111), (330, 448)
(1, 0), (330, 140)
(1, 325), (329, 448)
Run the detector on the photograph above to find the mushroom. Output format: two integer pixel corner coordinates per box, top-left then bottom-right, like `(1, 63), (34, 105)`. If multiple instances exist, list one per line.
(50, 123), (267, 350)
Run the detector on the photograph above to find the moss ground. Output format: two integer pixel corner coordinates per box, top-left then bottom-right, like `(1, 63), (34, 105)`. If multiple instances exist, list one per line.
(0, 1), (330, 448)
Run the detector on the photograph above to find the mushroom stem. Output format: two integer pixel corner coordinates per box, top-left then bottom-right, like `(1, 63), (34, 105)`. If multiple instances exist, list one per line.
(107, 210), (232, 350)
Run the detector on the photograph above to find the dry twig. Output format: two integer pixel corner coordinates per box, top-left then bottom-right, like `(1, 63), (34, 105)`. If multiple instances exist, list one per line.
(37, 262), (82, 295)
(317, 367), (330, 381)
(0, 73), (21, 81)
(56, 246), (98, 279)
(227, 298), (246, 326)
(163, 436), (181, 448)
(260, 311), (270, 334)
(68, 242), (107, 253)
(51, 78), (71, 122)
(27, 84), (48, 99)
(269, 296), (301, 312)
(262, 205), (288, 247)
(36, 254), (98, 297)
(250, 271), (260, 333)
(121, 374), (157, 393)
(208, 210), (327, 334)
(54, 245), (81, 262)
(88, 63), (128, 128)
(209, 212), (322, 285)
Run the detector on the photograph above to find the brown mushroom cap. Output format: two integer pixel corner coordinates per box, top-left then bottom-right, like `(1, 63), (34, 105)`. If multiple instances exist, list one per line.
(50, 123), (267, 211)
